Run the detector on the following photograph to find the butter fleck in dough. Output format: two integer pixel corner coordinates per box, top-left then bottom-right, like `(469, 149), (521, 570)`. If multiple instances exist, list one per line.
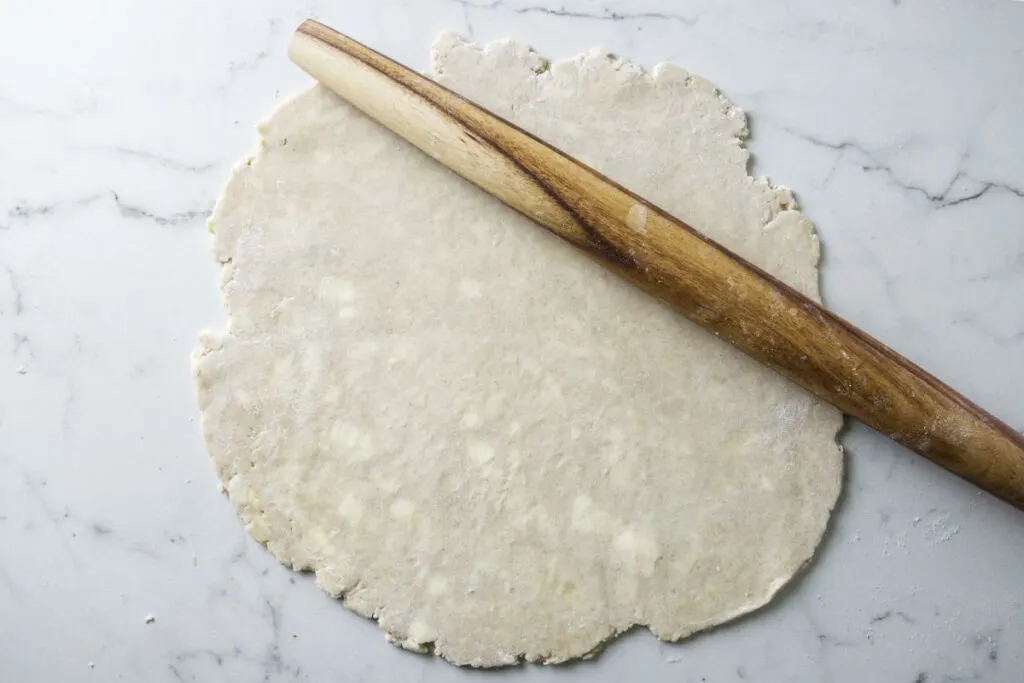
(193, 33), (843, 667)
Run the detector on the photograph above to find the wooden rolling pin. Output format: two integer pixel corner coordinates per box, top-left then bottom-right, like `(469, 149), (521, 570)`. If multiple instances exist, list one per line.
(288, 19), (1024, 511)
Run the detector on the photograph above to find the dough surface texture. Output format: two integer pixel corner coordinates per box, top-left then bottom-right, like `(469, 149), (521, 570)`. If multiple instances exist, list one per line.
(194, 33), (843, 666)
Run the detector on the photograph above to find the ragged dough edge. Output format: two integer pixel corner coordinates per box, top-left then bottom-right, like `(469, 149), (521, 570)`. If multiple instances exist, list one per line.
(195, 87), (317, 332)
(430, 31), (820, 299)
(192, 32), (845, 667)
(191, 88), (468, 658)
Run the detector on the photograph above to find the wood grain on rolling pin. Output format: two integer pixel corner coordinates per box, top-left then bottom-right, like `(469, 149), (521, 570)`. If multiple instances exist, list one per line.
(289, 19), (1024, 511)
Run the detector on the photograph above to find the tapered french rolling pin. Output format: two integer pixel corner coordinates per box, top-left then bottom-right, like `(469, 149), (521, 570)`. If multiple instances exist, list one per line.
(288, 19), (1024, 511)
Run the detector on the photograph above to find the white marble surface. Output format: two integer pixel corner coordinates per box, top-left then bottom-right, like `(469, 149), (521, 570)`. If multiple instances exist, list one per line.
(2, 0), (1023, 680)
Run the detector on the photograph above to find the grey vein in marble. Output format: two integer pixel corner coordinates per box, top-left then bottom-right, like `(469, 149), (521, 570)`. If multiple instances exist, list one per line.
(110, 147), (218, 174)
(454, 0), (701, 25)
(110, 191), (210, 227)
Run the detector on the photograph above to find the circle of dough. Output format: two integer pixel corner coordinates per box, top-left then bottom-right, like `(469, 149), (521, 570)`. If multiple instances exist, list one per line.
(194, 33), (843, 667)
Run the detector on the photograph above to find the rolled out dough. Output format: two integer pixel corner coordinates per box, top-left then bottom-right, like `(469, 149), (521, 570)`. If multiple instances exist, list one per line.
(194, 33), (843, 666)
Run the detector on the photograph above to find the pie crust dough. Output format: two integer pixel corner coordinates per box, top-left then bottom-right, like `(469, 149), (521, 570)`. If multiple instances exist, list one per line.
(194, 33), (843, 666)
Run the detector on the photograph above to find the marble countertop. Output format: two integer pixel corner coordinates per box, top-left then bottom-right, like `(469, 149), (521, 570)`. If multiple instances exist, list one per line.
(2, 0), (1023, 680)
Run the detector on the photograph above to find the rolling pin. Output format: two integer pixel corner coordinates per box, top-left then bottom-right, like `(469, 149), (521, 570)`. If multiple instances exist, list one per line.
(287, 19), (1024, 511)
